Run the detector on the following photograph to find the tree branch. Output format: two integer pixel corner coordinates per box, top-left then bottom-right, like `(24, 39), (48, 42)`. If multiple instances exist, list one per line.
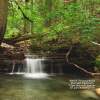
(91, 41), (100, 46)
(14, 0), (34, 23)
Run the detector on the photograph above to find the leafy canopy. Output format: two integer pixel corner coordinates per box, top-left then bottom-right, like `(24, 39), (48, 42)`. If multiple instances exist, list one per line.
(5, 0), (100, 52)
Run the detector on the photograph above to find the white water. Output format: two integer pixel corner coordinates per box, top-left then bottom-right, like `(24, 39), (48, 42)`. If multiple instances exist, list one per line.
(9, 61), (16, 75)
(9, 60), (24, 75)
(24, 58), (48, 79)
(9, 55), (64, 77)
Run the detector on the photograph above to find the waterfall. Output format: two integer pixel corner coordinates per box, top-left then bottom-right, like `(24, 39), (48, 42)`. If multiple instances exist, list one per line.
(12, 61), (15, 73)
(9, 61), (16, 75)
(8, 55), (64, 77)
(24, 56), (48, 79)
(9, 60), (24, 75)
(25, 58), (42, 73)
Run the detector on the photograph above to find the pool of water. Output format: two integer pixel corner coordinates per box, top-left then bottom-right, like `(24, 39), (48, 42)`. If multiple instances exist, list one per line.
(0, 74), (100, 100)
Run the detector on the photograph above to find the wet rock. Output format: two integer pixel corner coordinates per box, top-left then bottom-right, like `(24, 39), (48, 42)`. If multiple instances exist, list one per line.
(80, 90), (99, 100)
(95, 88), (100, 96)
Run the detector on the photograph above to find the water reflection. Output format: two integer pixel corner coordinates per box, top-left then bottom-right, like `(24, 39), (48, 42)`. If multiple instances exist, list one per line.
(0, 74), (100, 100)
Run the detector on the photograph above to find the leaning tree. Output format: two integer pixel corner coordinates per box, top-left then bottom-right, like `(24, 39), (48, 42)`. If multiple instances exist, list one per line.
(0, 0), (8, 45)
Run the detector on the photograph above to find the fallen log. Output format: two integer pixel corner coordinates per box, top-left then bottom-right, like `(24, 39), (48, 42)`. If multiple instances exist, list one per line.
(3, 34), (33, 45)
(65, 46), (100, 77)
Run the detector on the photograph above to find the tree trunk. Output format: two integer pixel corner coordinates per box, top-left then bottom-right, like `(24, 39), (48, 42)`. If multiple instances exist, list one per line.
(45, 0), (53, 27)
(0, 0), (8, 45)
(24, 0), (31, 34)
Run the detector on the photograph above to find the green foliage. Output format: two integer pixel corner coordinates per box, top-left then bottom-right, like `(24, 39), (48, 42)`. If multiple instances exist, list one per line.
(95, 55), (100, 68)
(5, 1), (23, 38)
(5, 0), (100, 53)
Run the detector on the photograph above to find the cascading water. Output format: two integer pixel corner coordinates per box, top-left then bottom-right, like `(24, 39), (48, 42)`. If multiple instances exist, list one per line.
(24, 56), (48, 79)
(9, 55), (64, 77)
(9, 60), (16, 75)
